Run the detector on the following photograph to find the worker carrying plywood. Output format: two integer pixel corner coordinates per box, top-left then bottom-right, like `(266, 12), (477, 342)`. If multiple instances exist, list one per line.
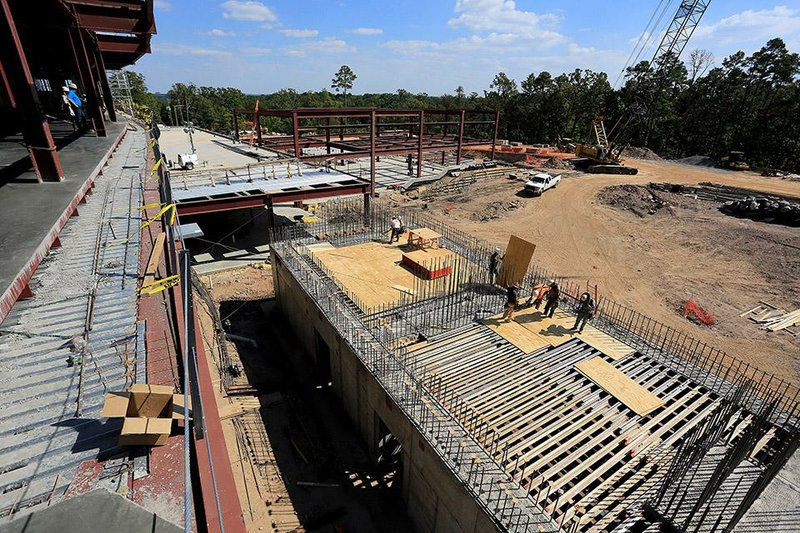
(572, 292), (596, 333)
(489, 247), (503, 285)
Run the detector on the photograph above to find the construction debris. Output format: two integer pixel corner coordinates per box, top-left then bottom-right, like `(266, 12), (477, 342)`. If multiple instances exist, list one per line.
(720, 196), (800, 226)
(741, 303), (800, 332)
(472, 199), (526, 221)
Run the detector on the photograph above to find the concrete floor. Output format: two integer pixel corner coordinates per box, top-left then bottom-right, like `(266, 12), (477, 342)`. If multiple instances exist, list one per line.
(157, 127), (269, 168)
(0, 121), (126, 310)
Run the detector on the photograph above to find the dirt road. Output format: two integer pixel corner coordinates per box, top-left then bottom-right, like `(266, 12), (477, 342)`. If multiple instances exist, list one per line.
(423, 160), (800, 383)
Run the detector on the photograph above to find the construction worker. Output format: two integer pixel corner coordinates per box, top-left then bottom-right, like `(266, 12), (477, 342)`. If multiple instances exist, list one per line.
(527, 281), (549, 308)
(61, 86), (77, 131)
(502, 283), (520, 322)
(390, 216), (402, 243)
(489, 248), (502, 285)
(66, 82), (86, 131)
(543, 281), (560, 318)
(572, 292), (596, 333)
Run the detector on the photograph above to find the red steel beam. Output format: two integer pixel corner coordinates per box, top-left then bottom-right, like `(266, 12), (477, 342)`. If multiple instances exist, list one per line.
(175, 183), (371, 216)
(68, 26), (107, 136)
(369, 110), (376, 197)
(0, 0), (63, 181)
(416, 110), (424, 178)
(457, 109), (465, 165)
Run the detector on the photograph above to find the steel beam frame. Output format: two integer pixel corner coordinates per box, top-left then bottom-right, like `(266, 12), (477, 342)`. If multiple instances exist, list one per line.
(0, 0), (64, 181)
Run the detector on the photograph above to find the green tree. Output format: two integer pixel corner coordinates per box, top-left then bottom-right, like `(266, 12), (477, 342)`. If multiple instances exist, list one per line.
(331, 65), (357, 107)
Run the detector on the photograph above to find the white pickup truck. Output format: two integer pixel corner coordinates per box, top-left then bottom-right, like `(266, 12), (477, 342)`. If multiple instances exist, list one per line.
(524, 172), (561, 196)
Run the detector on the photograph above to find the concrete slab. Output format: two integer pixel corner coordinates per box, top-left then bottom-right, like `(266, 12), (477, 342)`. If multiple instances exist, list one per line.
(0, 121), (127, 322)
(0, 489), (181, 533)
(157, 128), (265, 168)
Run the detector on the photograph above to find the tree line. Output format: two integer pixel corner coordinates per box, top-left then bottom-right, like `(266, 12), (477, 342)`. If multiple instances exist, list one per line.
(130, 38), (800, 172)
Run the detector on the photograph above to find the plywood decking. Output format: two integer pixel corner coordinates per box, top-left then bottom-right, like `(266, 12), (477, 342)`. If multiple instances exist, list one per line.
(577, 325), (635, 360)
(313, 241), (460, 311)
(575, 357), (665, 416)
(412, 323), (720, 532)
(483, 307), (575, 353)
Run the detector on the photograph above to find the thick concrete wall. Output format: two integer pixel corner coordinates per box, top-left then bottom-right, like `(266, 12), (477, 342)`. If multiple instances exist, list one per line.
(272, 256), (499, 533)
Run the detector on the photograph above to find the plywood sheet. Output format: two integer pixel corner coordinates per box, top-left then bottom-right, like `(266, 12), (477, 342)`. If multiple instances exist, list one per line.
(313, 242), (461, 312)
(578, 325), (635, 360)
(483, 317), (553, 353)
(513, 307), (575, 347)
(575, 357), (664, 416)
(498, 235), (536, 286)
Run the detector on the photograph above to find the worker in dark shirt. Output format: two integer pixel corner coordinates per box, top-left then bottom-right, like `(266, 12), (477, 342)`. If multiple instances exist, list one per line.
(572, 292), (596, 333)
(489, 247), (502, 285)
(543, 281), (560, 318)
(502, 283), (520, 322)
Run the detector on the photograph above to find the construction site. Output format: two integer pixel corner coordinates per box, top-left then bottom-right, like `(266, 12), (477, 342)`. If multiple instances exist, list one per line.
(2, 1), (800, 533)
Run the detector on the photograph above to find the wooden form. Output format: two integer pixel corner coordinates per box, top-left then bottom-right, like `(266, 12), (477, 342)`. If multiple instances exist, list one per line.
(313, 242), (460, 311)
(482, 307), (575, 353)
(406, 227), (442, 250)
(142, 232), (166, 286)
(577, 325), (635, 360)
(575, 357), (665, 416)
(498, 235), (536, 286)
(412, 321), (723, 531)
(401, 248), (455, 280)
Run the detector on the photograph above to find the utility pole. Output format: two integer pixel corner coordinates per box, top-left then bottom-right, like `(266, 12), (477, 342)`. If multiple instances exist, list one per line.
(184, 121), (196, 153)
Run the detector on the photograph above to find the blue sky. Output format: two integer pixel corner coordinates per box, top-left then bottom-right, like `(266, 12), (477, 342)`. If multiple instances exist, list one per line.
(137, 0), (800, 94)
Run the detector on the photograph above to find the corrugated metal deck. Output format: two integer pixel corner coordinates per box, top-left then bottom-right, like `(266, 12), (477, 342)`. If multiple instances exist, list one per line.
(0, 127), (145, 520)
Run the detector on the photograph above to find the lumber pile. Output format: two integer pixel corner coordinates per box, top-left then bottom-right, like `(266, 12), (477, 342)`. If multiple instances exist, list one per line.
(740, 303), (800, 332)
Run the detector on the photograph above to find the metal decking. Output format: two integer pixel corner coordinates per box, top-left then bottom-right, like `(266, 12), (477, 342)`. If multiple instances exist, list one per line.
(0, 128), (145, 519)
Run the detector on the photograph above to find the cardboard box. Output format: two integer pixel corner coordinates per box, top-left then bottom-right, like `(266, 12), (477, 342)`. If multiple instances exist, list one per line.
(102, 384), (190, 446)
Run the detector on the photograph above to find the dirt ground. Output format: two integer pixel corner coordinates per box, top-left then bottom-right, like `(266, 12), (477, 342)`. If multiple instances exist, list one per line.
(195, 264), (414, 533)
(415, 160), (800, 384)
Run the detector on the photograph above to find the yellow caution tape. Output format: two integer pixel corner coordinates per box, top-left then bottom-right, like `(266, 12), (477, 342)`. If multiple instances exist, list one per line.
(150, 157), (164, 176)
(139, 274), (180, 295)
(140, 203), (176, 229)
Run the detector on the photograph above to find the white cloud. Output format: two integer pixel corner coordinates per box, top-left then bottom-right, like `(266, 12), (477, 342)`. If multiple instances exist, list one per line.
(154, 0), (171, 10)
(280, 29), (319, 38)
(242, 47), (272, 56)
(448, 0), (563, 41)
(221, 1), (278, 22)
(285, 37), (353, 58)
(203, 28), (235, 37)
(350, 27), (383, 36)
(693, 6), (800, 46)
(155, 43), (232, 58)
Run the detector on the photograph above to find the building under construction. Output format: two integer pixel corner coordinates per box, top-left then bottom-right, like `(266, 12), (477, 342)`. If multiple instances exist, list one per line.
(268, 200), (800, 532)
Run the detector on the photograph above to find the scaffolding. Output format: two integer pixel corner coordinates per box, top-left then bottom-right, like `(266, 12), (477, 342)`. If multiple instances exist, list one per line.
(107, 70), (134, 117)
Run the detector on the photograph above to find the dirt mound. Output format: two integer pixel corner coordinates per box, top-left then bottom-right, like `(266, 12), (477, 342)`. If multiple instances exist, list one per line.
(676, 155), (717, 167)
(597, 184), (670, 217)
(540, 157), (575, 170)
(622, 146), (662, 160)
(472, 199), (526, 222)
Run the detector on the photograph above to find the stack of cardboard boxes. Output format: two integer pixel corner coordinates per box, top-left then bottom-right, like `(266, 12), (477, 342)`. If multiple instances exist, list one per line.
(102, 384), (188, 446)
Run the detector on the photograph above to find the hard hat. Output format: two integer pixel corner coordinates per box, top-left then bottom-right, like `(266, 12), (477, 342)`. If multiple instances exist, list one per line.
(495, 247), (501, 254)
(69, 82), (77, 89)
(61, 86), (69, 92)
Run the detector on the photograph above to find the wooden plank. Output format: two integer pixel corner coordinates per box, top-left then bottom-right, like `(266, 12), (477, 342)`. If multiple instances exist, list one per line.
(391, 284), (414, 295)
(142, 232), (166, 286)
(498, 235), (536, 286)
(578, 325), (635, 360)
(575, 357), (664, 416)
(483, 317), (552, 354)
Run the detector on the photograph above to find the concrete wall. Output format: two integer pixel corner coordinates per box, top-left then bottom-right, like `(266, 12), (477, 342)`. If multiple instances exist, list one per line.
(272, 256), (499, 533)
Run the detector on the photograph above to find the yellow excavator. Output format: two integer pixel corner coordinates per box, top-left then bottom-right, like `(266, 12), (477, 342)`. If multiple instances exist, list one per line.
(572, 117), (638, 175)
(720, 151), (750, 171)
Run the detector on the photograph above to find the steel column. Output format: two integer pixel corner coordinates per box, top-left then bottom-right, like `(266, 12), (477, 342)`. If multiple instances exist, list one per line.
(490, 110), (499, 161)
(417, 110), (424, 178)
(291, 111), (300, 157)
(369, 110), (376, 197)
(93, 48), (116, 122)
(325, 117), (331, 154)
(255, 108), (262, 146)
(457, 109), (465, 165)
(0, 0), (63, 181)
(68, 26), (107, 136)
(232, 109), (239, 141)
